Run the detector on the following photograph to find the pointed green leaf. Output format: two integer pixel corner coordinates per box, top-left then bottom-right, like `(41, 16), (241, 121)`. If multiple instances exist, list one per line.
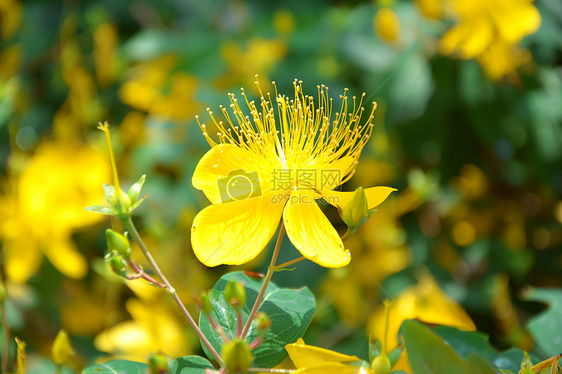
(368, 335), (383, 362)
(402, 320), (469, 374)
(432, 325), (524, 373)
(102, 183), (115, 201)
(388, 345), (404, 368)
(84, 205), (114, 215)
(199, 271), (315, 368)
(128, 174), (146, 203)
(168, 355), (214, 373)
(81, 360), (148, 373)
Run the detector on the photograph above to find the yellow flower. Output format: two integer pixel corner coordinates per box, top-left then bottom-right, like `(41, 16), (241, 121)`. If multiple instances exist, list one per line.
(368, 272), (475, 371)
(0, 142), (109, 283)
(94, 298), (190, 362)
(286, 338), (369, 374)
(191, 79), (396, 268)
(438, 0), (540, 80)
(374, 8), (401, 46)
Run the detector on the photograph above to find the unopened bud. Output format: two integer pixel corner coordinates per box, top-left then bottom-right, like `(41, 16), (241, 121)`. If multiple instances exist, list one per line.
(51, 330), (73, 367)
(224, 280), (246, 310)
(106, 229), (131, 258)
(340, 187), (374, 230)
(371, 354), (391, 374)
(222, 340), (253, 374)
(254, 312), (271, 336)
(105, 251), (128, 277)
(148, 353), (169, 374)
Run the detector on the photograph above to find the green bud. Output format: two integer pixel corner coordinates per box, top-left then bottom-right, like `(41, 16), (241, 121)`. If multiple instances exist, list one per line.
(147, 353), (169, 374)
(103, 184), (132, 219)
(371, 354), (391, 374)
(52, 330), (73, 367)
(198, 291), (213, 314)
(105, 229), (131, 258)
(105, 251), (128, 277)
(222, 340), (253, 374)
(340, 186), (372, 229)
(224, 280), (246, 310)
(254, 312), (271, 336)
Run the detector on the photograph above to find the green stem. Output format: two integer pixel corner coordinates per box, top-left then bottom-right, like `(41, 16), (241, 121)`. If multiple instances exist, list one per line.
(1, 303), (9, 374)
(122, 217), (224, 366)
(275, 256), (305, 270)
(241, 223), (285, 338)
(247, 368), (294, 373)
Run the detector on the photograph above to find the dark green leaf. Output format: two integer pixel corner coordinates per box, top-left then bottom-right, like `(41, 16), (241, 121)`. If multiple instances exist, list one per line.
(523, 287), (562, 357)
(432, 325), (524, 373)
(81, 360), (148, 374)
(168, 355), (215, 374)
(199, 271), (315, 368)
(402, 320), (469, 374)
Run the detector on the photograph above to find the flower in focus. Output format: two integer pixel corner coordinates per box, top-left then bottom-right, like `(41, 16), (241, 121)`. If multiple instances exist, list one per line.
(286, 338), (370, 374)
(437, 0), (541, 80)
(0, 142), (109, 283)
(191, 79), (396, 268)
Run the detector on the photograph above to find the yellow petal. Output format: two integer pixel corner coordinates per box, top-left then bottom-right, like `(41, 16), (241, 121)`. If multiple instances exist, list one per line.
(293, 363), (370, 374)
(321, 186), (397, 210)
(283, 191), (349, 268)
(314, 156), (356, 190)
(193, 144), (276, 204)
(44, 237), (88, 279)
(286, 338), (360, 369)
(191, 193), (284, 266)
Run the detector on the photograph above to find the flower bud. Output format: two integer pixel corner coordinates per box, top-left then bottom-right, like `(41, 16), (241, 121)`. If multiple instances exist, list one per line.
(340, 187), (373, 230)
(222, 340), (253, 374)
(148, 353), (169, 374)
(254, 312), (271, 336)
(105, 251), (128, 277)
(224, 280), (246, 310)
(52, 330), (73, 367)
(105, 229), (131, 259)
(104, 184), (132, 218)
(371, 354), (391, 374)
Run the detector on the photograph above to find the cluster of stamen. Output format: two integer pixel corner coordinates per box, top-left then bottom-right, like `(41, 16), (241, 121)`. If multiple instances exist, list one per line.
(196, 76), (376, 185)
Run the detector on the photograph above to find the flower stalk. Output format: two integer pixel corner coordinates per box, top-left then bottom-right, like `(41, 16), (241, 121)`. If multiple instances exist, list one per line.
(241, 223), (285, 339)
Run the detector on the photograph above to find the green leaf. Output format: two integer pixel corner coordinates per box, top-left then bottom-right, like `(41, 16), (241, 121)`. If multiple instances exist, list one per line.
(84, 205), (113, 215)
(168, 355), (214, 373)
(402, 320), (469, 374)
(199, 271), (316, 368)
(468, 354), (499, 374)
(432, 325), (523, 373)
(368, 335), (383, 362)
(523, 287), (562, 357)
(81, 360), (148, 374)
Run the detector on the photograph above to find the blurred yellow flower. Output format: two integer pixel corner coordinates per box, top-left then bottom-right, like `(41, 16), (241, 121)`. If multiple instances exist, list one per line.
(368, 272), (475, 370)
(191, 79), (395, 268)
(220, 38), (287, 83)
(414, 0), (442, 20)
(119, 56), (199, 121)
(374, 8), (401, 46)
(0, 142), (109, 283)
(93, 21), (119, 87)
(94, 298), (190, 361)
(438, 0), (541, 80)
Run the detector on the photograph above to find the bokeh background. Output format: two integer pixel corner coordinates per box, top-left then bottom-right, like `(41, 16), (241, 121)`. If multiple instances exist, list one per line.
(1, 0), (561, 372)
